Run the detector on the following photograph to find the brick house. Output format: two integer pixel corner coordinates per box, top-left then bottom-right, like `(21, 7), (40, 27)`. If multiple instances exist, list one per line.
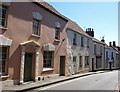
(0, 2), (68, 86)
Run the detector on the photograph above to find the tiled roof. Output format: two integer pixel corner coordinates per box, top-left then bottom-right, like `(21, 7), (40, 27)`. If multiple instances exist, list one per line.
(105, 43), (114, 49)
(92, 37), (105, 45)
(67, 20), (93, 38)
(34, 0), (68, 21)
(112, 46), (120, 53)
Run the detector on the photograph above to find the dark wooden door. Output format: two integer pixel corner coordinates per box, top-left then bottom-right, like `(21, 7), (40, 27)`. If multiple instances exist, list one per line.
(24, 53), (33, 82)
(60, 56), (65, 76)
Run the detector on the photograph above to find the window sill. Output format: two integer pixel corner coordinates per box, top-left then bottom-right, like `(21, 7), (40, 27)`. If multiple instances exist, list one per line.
(31, 34), (41, 38)
(1, 75), (9, 79)
(54, 39), (60, 42)
(42, 68), (54, 72)
(0, 27), (8, 30)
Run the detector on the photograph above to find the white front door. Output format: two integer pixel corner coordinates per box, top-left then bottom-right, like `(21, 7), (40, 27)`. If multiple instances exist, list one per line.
(72, 56), (76, 74)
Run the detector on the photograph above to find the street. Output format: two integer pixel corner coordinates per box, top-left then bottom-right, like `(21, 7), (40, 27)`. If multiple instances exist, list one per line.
(32, 70), (119, 91)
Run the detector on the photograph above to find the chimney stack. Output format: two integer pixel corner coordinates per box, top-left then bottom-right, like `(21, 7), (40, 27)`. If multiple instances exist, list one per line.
(101, 37), (105, 42)
(86, 28), (94, 37)
(109, 42), (112, 47)
(113, 41), (116, 47)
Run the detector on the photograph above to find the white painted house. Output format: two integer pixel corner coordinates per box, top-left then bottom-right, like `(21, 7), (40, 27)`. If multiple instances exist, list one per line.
(105, 42), (116, 69)
(66, 20), (93, 75)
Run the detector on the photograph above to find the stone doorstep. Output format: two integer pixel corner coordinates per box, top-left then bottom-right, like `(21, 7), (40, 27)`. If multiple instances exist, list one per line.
(39, 74), (59, 81)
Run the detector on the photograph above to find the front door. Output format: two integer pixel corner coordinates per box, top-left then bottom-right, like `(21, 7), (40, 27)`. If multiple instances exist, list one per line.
(92, 58), (94, 71)
(60, 56), (65, 76)
(72, 56), (76, 75)
(24, 53), (33, 82)
(96, 57), (102, 69)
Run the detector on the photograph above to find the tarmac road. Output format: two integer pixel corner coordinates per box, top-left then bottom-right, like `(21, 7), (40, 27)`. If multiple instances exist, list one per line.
(33, 70), (119, 91)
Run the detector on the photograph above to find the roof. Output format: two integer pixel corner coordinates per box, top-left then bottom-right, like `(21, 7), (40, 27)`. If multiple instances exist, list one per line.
(33, 0), (68, 21)
(92, 37), (105, 45)
(105, 43), (114, 49)
(112, 46), (120, 53)
(67, 20), (92, 39)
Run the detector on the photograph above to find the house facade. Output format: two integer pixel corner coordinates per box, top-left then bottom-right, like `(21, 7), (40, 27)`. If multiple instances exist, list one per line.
(65, 21), (93, 75)
(92, 38), (105, 70)
(86, 28), (105, 71)
(1, 2), (68, 86)
(104, 42), (116, 69)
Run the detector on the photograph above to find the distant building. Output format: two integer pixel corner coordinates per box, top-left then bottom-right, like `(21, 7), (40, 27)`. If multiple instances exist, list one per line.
(86, 28), (105, 71)
(104, 42), (116, 69)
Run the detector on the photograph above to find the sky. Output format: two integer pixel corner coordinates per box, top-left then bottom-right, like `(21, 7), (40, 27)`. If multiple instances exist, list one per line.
(49, 2), (119, 46)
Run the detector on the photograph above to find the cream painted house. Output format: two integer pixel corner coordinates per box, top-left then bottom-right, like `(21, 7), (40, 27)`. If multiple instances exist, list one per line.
(65, 20), (93, 75)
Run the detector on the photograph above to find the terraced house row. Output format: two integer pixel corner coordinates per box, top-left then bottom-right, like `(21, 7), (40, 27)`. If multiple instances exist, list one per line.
(0, 1), (120, 87)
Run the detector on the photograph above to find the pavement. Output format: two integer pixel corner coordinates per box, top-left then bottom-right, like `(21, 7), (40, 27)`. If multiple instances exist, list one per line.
(2, 70), (110, 92)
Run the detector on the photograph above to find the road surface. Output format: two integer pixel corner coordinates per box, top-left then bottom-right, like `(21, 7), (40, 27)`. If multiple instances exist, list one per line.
(33, 70), (119, 90)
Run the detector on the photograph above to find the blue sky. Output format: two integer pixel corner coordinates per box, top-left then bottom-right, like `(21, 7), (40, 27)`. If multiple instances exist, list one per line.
(49, 2), (118, 46)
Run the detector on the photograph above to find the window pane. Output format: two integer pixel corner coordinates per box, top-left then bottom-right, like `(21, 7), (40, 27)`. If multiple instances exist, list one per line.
(55, 28), (60, 40)
(0, 5), (7, 27)
(0, 47), (7, 74)
(32, 19), (40, 35)
(43, 51), (52, 68)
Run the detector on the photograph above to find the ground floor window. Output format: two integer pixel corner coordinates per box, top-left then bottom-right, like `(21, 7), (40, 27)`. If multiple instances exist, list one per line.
(43, 51), (53, 68)
(0, 47), (8, 75)
(85, 56), (89, 68)
(106, 60), (109, 68)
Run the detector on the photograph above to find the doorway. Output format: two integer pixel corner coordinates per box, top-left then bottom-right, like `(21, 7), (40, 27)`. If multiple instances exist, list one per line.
(24, 53), (33, 82)
(92, 58), (94, 71)
(59, 56), (65, 76)
(72, 56), (76, 75)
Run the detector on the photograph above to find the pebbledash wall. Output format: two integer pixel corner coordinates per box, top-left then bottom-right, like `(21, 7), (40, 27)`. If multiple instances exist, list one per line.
(104, 45), (116, 69)
(92, 38), (105, 70)
(1, 2), (68, 86)
(65, 20), (94, 75)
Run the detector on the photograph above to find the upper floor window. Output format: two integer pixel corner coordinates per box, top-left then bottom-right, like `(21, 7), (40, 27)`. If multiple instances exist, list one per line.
(73, 33), (77, 45)
(94, 45), (96, 55)
(81, 36), (84, 46)
(111, 52), (114, 59)
(55, 28), (60, 40)
(106, 51), (108, 59)
(87, 38), (89, 47)
(100, 46), (102, 55)
(32, 11), (42, 36)
(0, 5), (7, 28)
(32, 18), (41, 35)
